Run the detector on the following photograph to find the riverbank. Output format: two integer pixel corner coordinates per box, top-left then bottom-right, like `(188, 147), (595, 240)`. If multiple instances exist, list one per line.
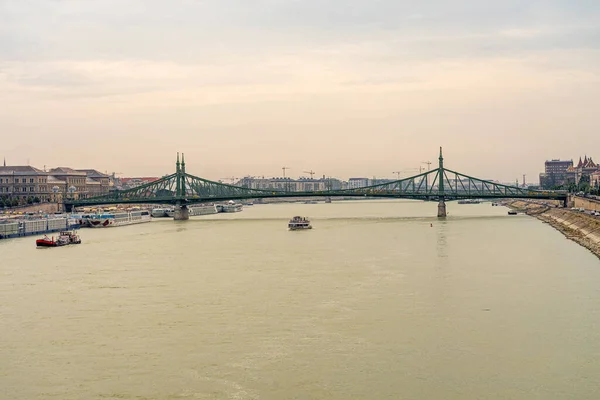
(506, 200), (600, 259)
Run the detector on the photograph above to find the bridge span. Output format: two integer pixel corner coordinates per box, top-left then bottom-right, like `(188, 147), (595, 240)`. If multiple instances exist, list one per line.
(64, 148), (567, 219)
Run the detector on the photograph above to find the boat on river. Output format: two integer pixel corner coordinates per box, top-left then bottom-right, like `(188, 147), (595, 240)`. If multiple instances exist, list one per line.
(36, 231), (81, 248)
(288, 216), (312, 230)
(458, 199), (481, 204)
(85, 210), (151, 227)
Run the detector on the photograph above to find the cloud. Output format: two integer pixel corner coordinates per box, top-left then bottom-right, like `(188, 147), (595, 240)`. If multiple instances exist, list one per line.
(0, 0), (599, 180)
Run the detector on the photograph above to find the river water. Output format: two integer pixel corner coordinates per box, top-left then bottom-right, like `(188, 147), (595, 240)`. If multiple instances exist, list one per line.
(1, 200), (600, 399)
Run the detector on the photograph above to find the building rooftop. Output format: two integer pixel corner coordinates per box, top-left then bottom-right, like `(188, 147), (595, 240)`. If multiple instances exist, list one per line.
(49, 167), (87, 175)
(120, 177), (159, 183)
(77, 169), (110, 178)
(0, 166), (46, 175)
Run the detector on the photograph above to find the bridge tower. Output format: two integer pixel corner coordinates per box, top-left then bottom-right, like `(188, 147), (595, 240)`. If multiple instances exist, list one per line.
(437, 147), (447, 218)
(173, 152), (189, 221)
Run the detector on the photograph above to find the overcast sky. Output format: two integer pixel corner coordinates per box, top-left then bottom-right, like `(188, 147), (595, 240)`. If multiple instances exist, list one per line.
(1, 0), (599, 182)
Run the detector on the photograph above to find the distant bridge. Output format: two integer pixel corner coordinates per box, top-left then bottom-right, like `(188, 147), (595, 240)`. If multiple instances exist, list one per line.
(64, 148), (567, 219)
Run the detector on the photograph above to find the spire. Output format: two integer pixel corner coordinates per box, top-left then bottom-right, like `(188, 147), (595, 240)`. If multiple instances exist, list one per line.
(577, 157), (583, 168)
(3, 157), (5, 167)
(176, 152), (180, 173)
(181, 153), (186, 174)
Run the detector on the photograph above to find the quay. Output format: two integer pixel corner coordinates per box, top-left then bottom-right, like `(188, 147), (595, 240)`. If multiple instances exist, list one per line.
(0, 215), (81, 240)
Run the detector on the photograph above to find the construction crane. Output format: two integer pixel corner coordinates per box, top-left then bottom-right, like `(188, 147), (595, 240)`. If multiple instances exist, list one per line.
(282, 167), (290, 178)
(303, 170), (316, 179)
(394, 168), (419, 178)
(421, 161), (432, 171)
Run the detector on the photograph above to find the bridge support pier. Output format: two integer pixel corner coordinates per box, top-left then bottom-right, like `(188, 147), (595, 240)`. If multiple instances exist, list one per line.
(437, 199), (447, 218)
(174, 205), (189, 221)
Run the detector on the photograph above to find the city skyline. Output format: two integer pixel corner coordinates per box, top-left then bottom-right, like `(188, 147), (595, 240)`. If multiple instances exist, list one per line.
(1, 1), (599, 181)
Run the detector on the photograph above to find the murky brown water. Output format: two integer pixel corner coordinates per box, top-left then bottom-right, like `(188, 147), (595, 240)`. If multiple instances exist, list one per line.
(1, 200), (600, 399)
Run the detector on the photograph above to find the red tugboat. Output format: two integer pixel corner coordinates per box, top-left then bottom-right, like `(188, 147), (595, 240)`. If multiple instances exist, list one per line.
(36, 231), (82, 248)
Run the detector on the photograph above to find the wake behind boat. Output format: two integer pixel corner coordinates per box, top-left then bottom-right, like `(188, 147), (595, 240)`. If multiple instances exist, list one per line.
(288, 216), (312, 230)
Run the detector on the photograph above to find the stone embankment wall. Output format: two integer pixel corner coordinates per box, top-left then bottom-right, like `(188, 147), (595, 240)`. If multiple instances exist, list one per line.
(506, 200), (600, 259)
(572, 196), (600, 212)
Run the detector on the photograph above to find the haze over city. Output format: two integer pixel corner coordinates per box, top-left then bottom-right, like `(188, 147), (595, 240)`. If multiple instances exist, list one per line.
(1, 0), (599, 182)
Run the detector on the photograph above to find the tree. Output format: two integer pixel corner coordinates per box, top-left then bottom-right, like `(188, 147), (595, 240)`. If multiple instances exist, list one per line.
(578, 175), (591, 193)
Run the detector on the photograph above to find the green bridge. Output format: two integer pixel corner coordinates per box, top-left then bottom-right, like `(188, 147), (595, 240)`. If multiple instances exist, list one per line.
(64, 148), (567, 219)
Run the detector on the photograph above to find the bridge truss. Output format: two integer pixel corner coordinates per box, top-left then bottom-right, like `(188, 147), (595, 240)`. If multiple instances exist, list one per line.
(65, 149), (567, 210)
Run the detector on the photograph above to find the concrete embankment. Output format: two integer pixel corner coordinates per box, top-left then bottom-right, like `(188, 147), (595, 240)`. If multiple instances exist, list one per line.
(506, 200), (600, 259)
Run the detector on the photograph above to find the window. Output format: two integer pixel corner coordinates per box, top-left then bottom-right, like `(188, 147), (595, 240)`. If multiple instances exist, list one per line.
(30, 187), (34, 192)
(30, 178), (34, 183)
(14, 178), (19, 183)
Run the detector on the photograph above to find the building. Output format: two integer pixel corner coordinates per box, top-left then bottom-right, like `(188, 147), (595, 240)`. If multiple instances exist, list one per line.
(296, 178), (327, 192)
(0, 164), (112, 206)
(591, 170), (600, 189)
(348, 178), (370, 189)
(235, 176), (347, 192)
(566, 156), (598, 186)
(116, 177), (160, 190)
(77, 169), (111, 196)
(48, 168), (112, 199)
(539, 159), (573, 189)
(0, 166), (50, 202)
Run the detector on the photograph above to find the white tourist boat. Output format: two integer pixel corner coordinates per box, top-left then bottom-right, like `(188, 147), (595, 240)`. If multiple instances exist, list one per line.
(151, 208), (171, 218)
(220, 200), (243, 213)
(288, 216), (312, 230)
(458, 199), (481, 204)
(85, 210), (151, 228)
(189, 204), (218, 217)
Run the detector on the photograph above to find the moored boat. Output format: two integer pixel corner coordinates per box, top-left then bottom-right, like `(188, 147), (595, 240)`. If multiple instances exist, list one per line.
(458, 199), (481, 204)
(189, 204), (218, 217)
(288, 216), (312, 230)
(151, 208), (169, 218)
(220, 200), (243, 213)
(85, 210), (151, 227)
(36, 231), (81, 247)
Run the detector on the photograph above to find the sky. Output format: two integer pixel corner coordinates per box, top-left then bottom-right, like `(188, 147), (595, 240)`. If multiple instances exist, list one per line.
(1, 0), (599, 183)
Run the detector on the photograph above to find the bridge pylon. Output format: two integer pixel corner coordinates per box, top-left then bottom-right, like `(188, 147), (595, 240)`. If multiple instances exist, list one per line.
(174, 203), (189, 221)
(173, 153), (190, 220)
(437, 146), (447, 218)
